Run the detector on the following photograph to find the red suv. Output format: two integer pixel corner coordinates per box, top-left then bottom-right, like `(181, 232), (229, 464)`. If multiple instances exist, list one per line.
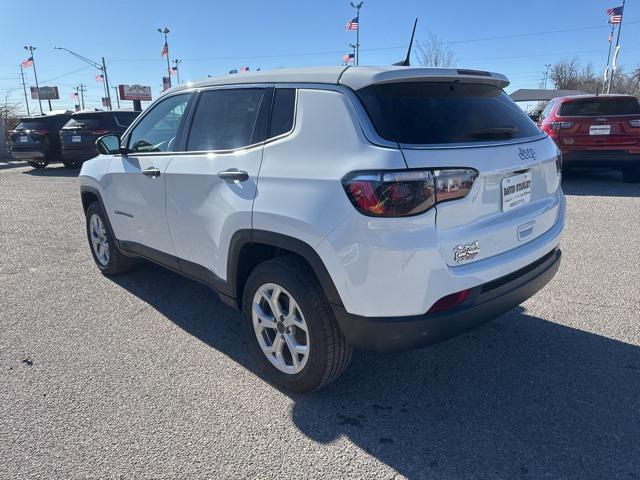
(538, 94), (640, 182)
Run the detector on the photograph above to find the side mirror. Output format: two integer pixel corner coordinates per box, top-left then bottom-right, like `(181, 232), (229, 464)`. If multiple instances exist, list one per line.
(96, 134), (126, 155)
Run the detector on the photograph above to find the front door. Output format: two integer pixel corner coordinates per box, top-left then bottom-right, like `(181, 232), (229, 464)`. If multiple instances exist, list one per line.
(106, 92), (193, 256)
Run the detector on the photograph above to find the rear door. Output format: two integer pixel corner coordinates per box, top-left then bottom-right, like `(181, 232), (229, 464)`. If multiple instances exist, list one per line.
(357, 81), (561, 265)
(164, 86), (272, 280)
(106, 92), (194, 257)
(556, 97), (640, 148)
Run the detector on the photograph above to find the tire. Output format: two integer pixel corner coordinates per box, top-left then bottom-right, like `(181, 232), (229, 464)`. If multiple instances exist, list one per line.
(62, 160), (79, 169)
(242, 256), (352, 393)
(28, 159), (49, 169)
(85, 201), (134, 275)
(622, 168), (640, 183)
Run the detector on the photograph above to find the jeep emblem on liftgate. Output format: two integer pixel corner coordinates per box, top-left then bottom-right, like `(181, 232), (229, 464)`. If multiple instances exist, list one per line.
(453, 241), (480, 263)
(518, 147), (536, 161)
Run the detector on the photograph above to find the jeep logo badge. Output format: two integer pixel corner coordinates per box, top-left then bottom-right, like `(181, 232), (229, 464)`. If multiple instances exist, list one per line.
(453, 241), (480, 263)
(518, 147), (536, 161)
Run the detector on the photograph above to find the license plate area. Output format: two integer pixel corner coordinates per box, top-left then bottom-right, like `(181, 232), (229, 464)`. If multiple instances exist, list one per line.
(19, 136), (28, 143)
(72, 135), (82, 143)
(589, 125), (610, 135)
(502, 172), (532, 212)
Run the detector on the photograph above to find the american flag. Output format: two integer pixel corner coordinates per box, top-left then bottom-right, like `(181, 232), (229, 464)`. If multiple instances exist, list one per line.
(170, 66), (178, 75)
(346, 17), (359, 30)
(606, 6), (623, 24)
(70, 92), (78, 99)
(342, 53), (355, 63)
(240, 66), (250, 72)
(21, 56), (33, 68)
(95, 74), (104, 82)
(161, 41), (169, 57)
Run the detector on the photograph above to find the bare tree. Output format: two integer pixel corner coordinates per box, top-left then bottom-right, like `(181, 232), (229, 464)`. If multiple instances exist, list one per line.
(416, 32), (457, 68)
(550, 57), (580, 89)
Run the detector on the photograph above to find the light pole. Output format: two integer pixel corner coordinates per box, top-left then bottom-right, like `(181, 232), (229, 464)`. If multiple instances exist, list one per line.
(158, 27), (171, 89)
(24, 46), (43, 115)
(172, 58), (182, 84)
(19, 64), (30, 116)
(350, 2), (363, 66)
(54, 47), (112, 110)
(543, 64), (551, 89)
(112, 86), (120, 108)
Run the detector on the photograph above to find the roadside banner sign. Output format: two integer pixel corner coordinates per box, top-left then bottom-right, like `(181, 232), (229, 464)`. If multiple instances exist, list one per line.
(118, 84), (152, 102)
(30, 86), (59, 100)
(162, 76), (171, 91)
(102, 97), (111, 108)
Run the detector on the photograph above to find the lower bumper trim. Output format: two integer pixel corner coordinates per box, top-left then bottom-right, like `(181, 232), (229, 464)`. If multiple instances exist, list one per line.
(332, 248), (561, 352)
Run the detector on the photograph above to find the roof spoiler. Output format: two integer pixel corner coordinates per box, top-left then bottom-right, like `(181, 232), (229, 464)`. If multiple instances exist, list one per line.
(393, 18), (418, 67)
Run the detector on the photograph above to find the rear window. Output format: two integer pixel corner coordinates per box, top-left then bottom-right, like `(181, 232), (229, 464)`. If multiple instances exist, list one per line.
(113, 112), (139, 128)
(63, 114), (110, 129)
(357, 82), (541, 145)
(558, 97), (640, 116)
(15, 119), (47, 130)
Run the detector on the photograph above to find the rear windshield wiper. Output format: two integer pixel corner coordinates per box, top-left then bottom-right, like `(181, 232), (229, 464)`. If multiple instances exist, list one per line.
(466, 126), (519, 140)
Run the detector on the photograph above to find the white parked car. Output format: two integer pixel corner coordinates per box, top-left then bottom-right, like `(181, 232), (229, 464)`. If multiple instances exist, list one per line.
(79, 66), (565, 392)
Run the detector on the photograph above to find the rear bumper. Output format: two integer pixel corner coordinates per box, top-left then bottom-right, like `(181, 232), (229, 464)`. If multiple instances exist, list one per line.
(9, 146), (46, 159)
(332, 248), (561, 352)
(563, 150), (640, 169)
(62, 146), (98, 162)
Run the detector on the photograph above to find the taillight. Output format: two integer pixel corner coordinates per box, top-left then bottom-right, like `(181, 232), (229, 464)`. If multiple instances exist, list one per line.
(90, 129), (110, 135)
(342, 168), (477, 217)
(34, 129), (48, 136)
(427, 289), (471, 313)
(629, 119), (640, 128)
(550, 121), (574, 131)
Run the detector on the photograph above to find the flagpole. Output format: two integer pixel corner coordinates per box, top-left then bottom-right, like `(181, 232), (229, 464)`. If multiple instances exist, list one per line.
(19, 65), (30, 117)
(24, 46), (43, 115)
(602, 23), (615, 94)
(607, 0), (625, 94)
(158, 27), (172, 89)
(350, 2), (363, 66)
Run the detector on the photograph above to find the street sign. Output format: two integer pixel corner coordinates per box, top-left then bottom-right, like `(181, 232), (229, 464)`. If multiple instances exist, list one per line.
(118, 84), (152, 102)
(30, 86), (59, 100)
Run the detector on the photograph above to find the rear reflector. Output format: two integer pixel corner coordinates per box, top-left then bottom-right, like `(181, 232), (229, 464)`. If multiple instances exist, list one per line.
(427, 289), (471, 313)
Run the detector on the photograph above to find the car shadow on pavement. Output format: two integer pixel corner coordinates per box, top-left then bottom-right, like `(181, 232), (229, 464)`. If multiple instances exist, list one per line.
(21, 165), (79, 177)
(562, 169), (640, 197)
(112, 261), (640, 479)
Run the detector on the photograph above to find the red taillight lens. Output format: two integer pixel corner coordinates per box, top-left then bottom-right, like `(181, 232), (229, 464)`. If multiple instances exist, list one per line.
(90, 129), (110, 135)
(550, 121), (574, 131)
(428, 289), (471, 313)
(34, 129), (48, 136)
(343, 169), (477, 217)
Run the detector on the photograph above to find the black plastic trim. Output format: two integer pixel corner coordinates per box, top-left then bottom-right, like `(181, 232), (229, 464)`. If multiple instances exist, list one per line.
(332, 248), (561, 353)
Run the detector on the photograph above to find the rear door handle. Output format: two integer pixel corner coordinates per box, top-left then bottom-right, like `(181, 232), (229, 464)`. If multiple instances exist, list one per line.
(142, 167), (161, 178)
(218, 169), (249, 182)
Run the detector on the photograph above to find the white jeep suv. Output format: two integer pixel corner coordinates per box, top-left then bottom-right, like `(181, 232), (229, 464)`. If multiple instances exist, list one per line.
(80, 66), (565, 392)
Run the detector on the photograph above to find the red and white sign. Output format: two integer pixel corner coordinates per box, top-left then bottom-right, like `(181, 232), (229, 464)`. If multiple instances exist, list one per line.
(118, 84), (152, 102)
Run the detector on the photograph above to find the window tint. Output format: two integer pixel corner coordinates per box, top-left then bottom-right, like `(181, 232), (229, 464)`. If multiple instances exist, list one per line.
(540, 102), (554, 122)
(187, 88), (266, 151)
(559, 97), (640, 116)
(357, 82), (541, 144)
(16, 119), (47, 130)
(128, 93), (191, 153)
(269, 89), (295, 138)
(63, 114), (109, 129)
(113, 112), (139, 128)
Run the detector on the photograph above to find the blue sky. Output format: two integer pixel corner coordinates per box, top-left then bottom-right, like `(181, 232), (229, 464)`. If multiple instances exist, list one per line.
(0, 0), (638, 113)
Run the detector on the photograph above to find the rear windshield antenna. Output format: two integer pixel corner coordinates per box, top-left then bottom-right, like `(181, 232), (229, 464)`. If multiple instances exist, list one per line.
(393, 18), (418, 67)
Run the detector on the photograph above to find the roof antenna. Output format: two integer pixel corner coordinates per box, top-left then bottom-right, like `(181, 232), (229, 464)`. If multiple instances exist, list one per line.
(393, 18), (418, 66)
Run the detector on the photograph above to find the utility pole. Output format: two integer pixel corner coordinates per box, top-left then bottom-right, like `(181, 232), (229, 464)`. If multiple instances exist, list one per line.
(54, 47), (112, 110)
(24, 46), (43, 115)
(112, 86), (120, 108)
(607, 0), (625, 94)
(172, 58), (182, 84)
(158, 27), (172, 89)
(543, 64), (551, 89)
(77, 84), (86, 110)
(19, 64), (30, 116)
(350, 2), (363, 66)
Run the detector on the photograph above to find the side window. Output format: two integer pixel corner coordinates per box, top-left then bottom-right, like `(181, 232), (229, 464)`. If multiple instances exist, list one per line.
(186, 88), (266, 151)
(540, 101), (554, 122)
(269, 88), (296, 138)
(128, 93), (192, 153)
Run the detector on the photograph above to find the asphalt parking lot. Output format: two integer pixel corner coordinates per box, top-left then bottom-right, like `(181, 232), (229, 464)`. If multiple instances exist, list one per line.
(1, 160), (639, 479)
